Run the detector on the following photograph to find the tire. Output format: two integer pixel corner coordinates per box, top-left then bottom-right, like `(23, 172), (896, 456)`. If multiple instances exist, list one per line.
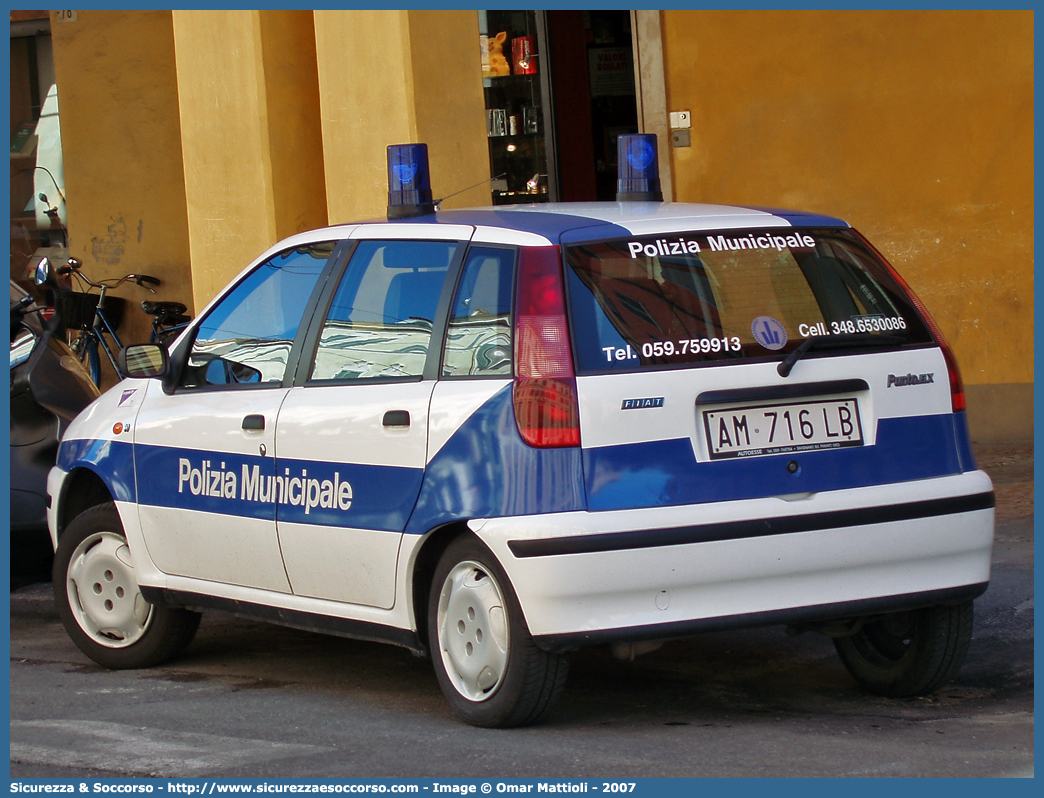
(74, 336), (100, 388)
(52, 502), (201, 669)
(833, 601), (973, 697)
(428, 535), (569, 727)
(87, 343), (101, 387)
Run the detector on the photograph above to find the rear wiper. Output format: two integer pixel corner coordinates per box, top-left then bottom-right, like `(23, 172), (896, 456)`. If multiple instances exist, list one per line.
(777, 332), (905, 378)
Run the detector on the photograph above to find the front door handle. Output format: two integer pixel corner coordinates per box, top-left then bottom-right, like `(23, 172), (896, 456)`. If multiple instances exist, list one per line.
(242, 414), (266, 431)
(382, 410), (410, 427)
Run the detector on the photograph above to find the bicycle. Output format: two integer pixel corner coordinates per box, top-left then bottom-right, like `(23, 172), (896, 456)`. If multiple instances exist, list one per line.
(59, 258), (167, 386)
(141, 298), (192, 348)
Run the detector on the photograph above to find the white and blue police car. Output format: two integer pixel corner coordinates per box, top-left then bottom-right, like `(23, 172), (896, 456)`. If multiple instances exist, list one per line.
(46, 138), (993, 727)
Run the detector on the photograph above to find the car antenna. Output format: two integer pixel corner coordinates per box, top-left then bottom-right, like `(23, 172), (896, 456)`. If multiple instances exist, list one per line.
(434, 173), (507, 209)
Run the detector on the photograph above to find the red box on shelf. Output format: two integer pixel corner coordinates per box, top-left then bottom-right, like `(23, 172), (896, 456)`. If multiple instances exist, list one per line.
(512, 36), (536, 75)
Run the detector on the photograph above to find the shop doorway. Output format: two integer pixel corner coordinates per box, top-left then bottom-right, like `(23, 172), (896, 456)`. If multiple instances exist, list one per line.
(547, 10), (639, 202)
(478, 10), (638, 205)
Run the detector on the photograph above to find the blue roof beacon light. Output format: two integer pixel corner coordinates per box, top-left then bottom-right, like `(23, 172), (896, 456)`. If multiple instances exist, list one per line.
(615, 133), (663, 202)
(387, 143), (435, 219)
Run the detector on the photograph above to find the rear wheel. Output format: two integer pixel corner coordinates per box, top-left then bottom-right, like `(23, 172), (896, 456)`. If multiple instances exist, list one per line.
(428, 535), (569, 727)
(833, 602), (973, 697)
(53, 502), (200, 669)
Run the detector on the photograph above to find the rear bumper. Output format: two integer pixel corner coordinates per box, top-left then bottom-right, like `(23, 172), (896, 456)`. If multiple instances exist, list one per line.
(470, 470), (995, 646)
(533, 582), (988, 652)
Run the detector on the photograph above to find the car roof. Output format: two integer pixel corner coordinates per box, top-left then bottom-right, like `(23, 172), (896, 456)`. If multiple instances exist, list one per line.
(277, 202), (851, 252)
(406, 202), (848, 244)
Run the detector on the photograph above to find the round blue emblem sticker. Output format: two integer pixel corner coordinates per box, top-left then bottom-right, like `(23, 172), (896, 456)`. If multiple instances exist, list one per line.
(751, 316), (788, 351)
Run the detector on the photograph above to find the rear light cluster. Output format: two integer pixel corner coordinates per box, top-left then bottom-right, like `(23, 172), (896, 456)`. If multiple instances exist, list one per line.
(861, 234), (966, 412)
(513, 246), (581, 448)
(884, 268), (965, 412)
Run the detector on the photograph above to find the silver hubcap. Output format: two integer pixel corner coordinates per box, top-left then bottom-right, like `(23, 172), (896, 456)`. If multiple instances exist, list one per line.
(437, 560), (509, 702)
(67, 531), (152, 648)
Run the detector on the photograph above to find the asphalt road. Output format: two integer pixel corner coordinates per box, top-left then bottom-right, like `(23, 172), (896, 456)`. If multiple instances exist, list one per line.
(9, 444), (1033, 779)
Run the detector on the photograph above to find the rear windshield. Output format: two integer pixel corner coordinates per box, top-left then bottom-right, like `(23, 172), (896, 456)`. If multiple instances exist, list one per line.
(564, 227), (934, 373)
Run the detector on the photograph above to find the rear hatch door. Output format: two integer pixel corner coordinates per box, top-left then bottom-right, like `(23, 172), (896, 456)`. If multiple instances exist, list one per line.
(563, 226), (966, 512)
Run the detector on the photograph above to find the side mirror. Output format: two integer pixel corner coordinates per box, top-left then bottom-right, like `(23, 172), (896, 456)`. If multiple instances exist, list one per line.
(34, 257), (58, 289)
(119, 344), (169, 379)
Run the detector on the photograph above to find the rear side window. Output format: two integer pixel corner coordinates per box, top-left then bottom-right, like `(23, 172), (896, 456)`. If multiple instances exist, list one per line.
(442, 246), (515, 378)
(309, 239), (457, 381)
(565, 228), (932, 373)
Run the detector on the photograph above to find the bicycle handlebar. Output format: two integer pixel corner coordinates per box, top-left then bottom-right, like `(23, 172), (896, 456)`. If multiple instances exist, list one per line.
(67, 269), (161, 293)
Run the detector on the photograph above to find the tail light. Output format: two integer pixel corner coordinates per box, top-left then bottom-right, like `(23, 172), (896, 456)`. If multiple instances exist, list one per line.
(858, 233), (966, 412)
(513, 246), (581, 447)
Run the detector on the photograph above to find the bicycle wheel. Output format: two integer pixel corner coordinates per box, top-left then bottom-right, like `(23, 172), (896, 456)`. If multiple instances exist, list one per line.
(76, 335), (101, 387)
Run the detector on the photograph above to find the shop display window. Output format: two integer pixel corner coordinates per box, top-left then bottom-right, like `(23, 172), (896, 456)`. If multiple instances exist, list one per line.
(479, 11), (552, 205)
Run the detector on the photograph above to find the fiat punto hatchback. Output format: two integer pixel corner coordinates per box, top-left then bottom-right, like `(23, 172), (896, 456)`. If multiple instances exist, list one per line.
(46, 139), (993, 727)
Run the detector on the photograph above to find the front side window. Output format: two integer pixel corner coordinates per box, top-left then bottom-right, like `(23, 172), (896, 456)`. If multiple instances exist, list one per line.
(565, 228), (933, 373)
(442, 246), (515, 377)
(310, 240), (457, 381)
(181, 243), (334, 388)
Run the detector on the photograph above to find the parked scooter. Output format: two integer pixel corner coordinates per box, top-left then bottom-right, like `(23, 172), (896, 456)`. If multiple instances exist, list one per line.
(10, 258), (100, 589)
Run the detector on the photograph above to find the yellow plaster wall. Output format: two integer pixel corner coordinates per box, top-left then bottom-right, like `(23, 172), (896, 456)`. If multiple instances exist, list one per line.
(314, 10), (490, 224)
(407, 11), (493, 211)
(258, 11), (328, 241)
(172, 10), (327, 309)
(172, 10), (274, 310)
(661, 10), (1033, 400)
(48, 10), (192, 361)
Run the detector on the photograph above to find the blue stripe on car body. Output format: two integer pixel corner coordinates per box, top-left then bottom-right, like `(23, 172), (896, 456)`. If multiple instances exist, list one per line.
(951, 410), (978, 472)
(56, 438), (136, 503)
(582, 414), (966, 512)
(64, 385), (585, 535)
(132, 444), (424, 532)
(737, 206), (850, 228)
(59, 403), (972, 534)
(406, 384), (586, 535)
(432, 209), (633, 243)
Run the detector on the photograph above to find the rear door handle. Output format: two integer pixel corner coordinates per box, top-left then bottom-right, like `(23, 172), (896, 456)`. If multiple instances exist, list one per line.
(382, 410), (410, 427)
(242, 414), (266, 431)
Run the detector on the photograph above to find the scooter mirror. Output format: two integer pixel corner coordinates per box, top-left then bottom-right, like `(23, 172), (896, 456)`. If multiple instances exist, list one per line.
(34, 257), (56, 289)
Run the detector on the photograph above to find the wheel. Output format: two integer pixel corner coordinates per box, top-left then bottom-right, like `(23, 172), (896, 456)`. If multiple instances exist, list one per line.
(74, 335), (101, 387)
(428, 535), (569, 727)
(833, 602), (973, 697)
(52, 502), (201, 669)
(86, 343), (101, 386)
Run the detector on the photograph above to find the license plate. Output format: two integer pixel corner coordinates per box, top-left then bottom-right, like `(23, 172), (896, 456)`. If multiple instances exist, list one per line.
(703, 398), (863, 460)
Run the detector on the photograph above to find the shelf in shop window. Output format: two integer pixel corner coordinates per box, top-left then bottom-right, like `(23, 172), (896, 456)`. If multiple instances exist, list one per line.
(487, 132), (541, 141)
(492, 189), (549, 206)
(483, 73), (539, 87)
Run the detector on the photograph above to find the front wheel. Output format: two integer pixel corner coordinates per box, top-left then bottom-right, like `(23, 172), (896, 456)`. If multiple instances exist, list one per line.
(833, 602), (973, 697)
(428, 535), (569, 727)
(72, 334), (101, 387)
(53, 502), (201, 669)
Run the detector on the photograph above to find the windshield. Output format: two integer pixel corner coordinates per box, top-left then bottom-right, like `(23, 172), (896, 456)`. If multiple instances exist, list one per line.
(564, 227), (933, 373)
